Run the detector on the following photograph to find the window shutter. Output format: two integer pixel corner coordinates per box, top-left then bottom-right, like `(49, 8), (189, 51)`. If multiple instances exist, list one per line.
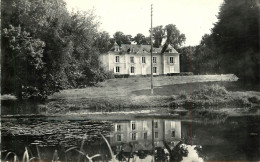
(114, 66), (116, 73)
(136, 133), (138, 140)
(167, 56), (169, 64)
(140, 57), (142, 64)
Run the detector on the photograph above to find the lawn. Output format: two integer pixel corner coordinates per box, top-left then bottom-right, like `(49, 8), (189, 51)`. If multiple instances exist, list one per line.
(44, 74), (260, 115)
(49, 74), (238, 100)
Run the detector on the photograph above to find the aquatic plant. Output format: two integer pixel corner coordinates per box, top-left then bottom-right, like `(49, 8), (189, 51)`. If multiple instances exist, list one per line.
(100, 133), (115, 162)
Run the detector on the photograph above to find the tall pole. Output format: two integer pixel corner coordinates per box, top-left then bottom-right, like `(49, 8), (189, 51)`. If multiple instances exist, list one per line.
(150, 4), (154, 95)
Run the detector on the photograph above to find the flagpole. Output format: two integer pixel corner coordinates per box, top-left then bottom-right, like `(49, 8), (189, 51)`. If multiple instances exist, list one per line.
(150, 4), (154, 95)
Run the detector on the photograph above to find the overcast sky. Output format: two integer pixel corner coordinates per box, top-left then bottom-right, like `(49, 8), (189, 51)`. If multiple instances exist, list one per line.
(64, 0), (224, 46)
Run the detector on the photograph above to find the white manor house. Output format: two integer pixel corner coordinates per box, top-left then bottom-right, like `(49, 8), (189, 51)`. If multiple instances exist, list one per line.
(99, 42), (180, 76)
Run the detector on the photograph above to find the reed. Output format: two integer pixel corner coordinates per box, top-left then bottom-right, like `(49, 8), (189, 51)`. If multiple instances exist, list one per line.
(100, 133), (115, 162)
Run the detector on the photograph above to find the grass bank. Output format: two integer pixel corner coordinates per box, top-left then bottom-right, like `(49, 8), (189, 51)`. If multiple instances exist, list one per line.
(42, 74), (260, 115)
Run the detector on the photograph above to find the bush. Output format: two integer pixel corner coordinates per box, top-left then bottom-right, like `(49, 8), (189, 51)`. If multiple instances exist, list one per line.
(192, 84), (228, 100)
(177, 91), (189, 100)
(180, 72), (194, 76)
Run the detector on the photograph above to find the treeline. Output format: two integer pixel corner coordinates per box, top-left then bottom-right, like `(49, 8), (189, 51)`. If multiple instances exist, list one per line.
(1, 0), (187, 101)
(1, 0), (115, 100)
(180, 0), (259, 82)
(113, 24), (186, 49)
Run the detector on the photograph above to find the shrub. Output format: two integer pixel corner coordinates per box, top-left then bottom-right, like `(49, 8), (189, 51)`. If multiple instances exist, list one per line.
(192, 84), (228, 100)
(177, 91), (189, 100)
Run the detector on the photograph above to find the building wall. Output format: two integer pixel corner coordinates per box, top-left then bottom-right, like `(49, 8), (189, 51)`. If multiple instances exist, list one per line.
(163, 53), (180, 74)
(99, 52), (180, 75)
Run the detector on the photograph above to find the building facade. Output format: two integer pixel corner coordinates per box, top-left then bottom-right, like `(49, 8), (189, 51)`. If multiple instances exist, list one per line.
(99, 43), (180, 76)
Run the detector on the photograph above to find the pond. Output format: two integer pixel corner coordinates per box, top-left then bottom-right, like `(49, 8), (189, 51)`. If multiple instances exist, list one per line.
(1, 114), (260, 161)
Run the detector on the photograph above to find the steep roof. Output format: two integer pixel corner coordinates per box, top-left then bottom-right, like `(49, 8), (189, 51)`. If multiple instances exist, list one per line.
(109, 43), (178, 54)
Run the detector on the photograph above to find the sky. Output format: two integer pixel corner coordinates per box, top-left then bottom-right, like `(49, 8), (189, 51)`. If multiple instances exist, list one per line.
(64, 0), (224, 46)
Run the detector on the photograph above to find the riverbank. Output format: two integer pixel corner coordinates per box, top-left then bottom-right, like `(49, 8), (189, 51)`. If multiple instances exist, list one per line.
(2, 74), (259, 116)
(43, 74), (260, 114)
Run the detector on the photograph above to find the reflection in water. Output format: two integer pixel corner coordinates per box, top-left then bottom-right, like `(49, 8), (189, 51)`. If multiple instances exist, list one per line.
(109, 120), (202, 162)
(2, 116), (260, 161)
(1, 118), (205, 162)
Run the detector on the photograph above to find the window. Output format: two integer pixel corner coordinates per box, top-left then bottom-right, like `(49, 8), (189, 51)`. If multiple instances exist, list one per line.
(117, 124), (121, 131)
(171, 131), (175, 137)
(117, 134), (121, 141)
(115, 56), (119, 63)
(142, 57), (146, 63)
(153, 67), (157, 74)
(153, 57), (157, 63)
(170, 57), (174, 63)
(132, 133), (137, 140)
(132, 122), (136, 130)
(155, 132), (158, 138)
(131, 67), (135, 73)
(116, 66), (120, 73)
(154, 121), (158, 128)
(144, 132), (147, 139)
(130, 57), (134, 63)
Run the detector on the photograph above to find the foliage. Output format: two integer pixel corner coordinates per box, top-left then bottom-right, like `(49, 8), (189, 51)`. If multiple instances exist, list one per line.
(94, 31), (113, 53)
(164, 24), (186, 50)
(133, 33), (148, 45)
(192, 84), (228, 100)
(151, 25), (166, 48)
(2, 0), (113, 100)
(113, 31), (131, 45)
(211, 0), (259, 82)
(1, 25), (54, 100)
(179, 46), (196, 73)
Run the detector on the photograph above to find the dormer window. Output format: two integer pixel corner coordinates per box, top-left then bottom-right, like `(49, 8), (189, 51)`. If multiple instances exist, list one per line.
(130, 57), (134, 63)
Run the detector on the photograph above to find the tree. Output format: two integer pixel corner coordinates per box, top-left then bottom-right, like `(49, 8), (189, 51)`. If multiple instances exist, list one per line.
(211, 0), (259, 82)
(179, 46), (196, 73)
(151, 25), (166, 48)
(94, 31), (112, 53)
(113, 31), (131, 46)
(2, 25), (48, 99)
(2, 0), (112, 99)
(134, 33), (146, 45)
(165, 24), (186, 50)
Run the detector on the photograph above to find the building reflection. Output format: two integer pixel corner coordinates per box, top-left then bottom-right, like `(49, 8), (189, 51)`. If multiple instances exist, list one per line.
(109, 120), (182, 159)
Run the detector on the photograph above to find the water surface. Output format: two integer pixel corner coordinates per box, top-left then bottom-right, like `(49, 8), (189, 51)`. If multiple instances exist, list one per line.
(1, 115), (260, 161)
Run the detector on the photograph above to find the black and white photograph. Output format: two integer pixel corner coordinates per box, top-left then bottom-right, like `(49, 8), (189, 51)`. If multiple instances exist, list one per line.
(1, 0), (260, 161)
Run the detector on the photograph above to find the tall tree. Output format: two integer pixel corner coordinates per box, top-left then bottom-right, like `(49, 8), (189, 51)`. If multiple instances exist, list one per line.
(2, 0), (111, 99)
(134, 33), (146, 45)
(151, 25), (166, 48)
(113, 31), (131, 46)
(2, 25), (47, 99)
(94, 31), (112, 53)
(211, 0), (259, 82)
(165, 24), (186, 50)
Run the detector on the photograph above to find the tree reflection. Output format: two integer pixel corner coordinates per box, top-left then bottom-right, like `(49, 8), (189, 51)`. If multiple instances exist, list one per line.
(163, 141), (188, 162)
